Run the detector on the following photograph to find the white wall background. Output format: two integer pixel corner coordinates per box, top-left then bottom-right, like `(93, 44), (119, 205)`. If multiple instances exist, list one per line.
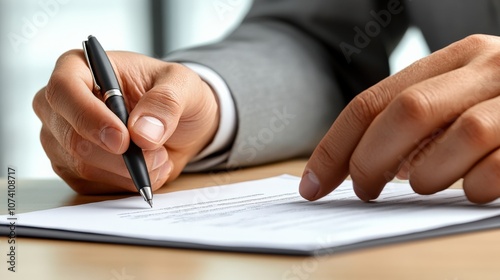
(0, 0), (152, 178)
(0, 0), (428, 178)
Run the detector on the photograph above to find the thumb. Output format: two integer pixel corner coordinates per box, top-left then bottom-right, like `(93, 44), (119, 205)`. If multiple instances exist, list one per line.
(128, 85), (182, 150)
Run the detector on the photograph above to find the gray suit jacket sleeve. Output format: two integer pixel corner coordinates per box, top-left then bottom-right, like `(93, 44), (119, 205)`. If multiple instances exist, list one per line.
(166, 0), (409, 169)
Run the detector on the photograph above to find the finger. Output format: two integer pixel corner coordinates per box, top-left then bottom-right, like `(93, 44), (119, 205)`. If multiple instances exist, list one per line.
(127, 63), (187, 149)
(463, 149), (500, 204)
(39, 124), (135, 193)
(44, 50), (129, 154)
(299, 36), (480, 201)
(408, 95), (500, 195)
(37, 82), (171, 194)
(62, 164), (169, 195)
(349, 65), (500, 200)
(39, 124), (127, 178)
(61, 159), (170, 195)
(42, 125), (170, 194)
(40, 123), (169, 183)
(128, 63), (217, 152)
(37, 85), (131, 178)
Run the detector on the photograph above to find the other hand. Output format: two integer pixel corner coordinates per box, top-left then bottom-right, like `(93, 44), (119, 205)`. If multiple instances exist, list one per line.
(300, 34), (500, 204)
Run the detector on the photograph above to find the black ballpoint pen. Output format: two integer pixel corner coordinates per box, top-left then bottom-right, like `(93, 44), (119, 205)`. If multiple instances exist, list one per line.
(82, 35), (153, 208)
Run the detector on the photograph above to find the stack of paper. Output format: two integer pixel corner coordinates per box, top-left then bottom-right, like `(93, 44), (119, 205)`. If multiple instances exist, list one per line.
(1, 175), (500, 255)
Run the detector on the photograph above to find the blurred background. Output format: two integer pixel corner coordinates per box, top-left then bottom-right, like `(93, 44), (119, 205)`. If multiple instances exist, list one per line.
(0, 0), (429, 179)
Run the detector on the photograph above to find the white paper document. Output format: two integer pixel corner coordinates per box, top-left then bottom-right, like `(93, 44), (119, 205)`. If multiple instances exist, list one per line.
(2, 175), (500, 255)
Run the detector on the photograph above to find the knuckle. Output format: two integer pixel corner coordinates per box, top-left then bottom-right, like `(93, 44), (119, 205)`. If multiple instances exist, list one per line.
(457, 112), (495, 147)
(392, 89), (433, 124)
(46, 50), (85, 107)
(314, 137), (339, 166)
(149, 85), (183, 114)
(475, 50), (500, 73)
(32, 87), (47, 119)
(161, 63), (199, 90)
(55, 49), (84, 67)
(346, 89), (385, 126)
(461, 34), (492, 49)
(450, 34), (492, 58)
(39, 127), (53, 155)
(149, 63), (205, 116)
(438, 34), (495, 67)
(45, 72), (65, 108)
(168, 63), (198, 81)
(462, 34), (500, 72)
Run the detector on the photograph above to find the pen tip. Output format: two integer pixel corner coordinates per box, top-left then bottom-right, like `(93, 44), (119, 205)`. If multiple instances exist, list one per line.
(139, 187), (153, 208)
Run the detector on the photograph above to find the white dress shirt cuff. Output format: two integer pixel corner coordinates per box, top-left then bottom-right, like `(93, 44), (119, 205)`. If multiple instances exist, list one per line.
(181, 62), (236, 171)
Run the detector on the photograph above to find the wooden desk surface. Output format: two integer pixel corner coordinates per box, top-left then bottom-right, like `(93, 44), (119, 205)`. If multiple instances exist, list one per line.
(1, 159), (499, 280)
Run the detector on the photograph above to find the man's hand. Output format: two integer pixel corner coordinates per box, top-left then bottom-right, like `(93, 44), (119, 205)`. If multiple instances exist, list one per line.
(300, 34), (500, 204)
(33, 50), (219, 194)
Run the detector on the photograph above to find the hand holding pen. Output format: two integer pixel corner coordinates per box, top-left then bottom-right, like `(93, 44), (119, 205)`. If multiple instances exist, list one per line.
(83, 35), (153, 207)
(33, 36), (220, 199)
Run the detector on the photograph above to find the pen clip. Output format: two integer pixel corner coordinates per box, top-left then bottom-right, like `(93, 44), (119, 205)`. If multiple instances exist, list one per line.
(82, 40), (101, 94)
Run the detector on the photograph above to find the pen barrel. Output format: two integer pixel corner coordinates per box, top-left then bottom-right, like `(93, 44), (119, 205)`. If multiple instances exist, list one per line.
(123, 143), (151, 192)
(105, 95), (128, 125)
(105, 96), (151, 191)
(85, 36), (121, 91)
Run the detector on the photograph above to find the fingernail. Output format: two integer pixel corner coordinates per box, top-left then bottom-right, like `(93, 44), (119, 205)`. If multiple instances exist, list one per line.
(353, 182), (371, 202)
(100, 127), (124, 153)
(134, 116), (164, 144)
(299, 170), (320, 200)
